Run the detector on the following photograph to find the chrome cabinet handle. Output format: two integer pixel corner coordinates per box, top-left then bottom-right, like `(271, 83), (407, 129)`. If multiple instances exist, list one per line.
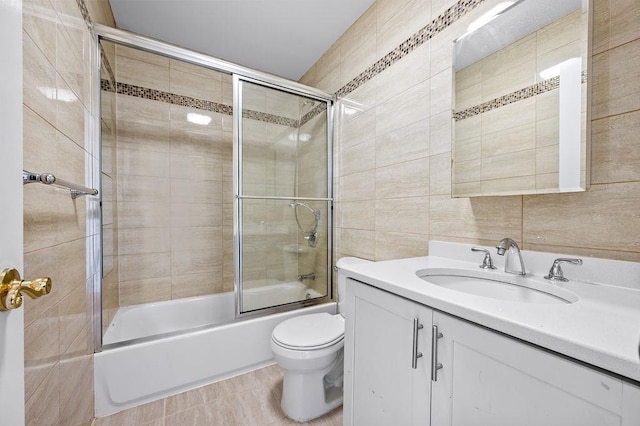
(412, 318), (424, 369)
(431, 325), (443, 381)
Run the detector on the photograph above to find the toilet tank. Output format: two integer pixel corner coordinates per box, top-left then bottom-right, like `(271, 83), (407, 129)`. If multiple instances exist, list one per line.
(335, 257), (372, 315)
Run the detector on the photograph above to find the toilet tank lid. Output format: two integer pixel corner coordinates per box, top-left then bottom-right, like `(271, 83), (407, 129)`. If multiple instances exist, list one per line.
(273, 313), (344, 349)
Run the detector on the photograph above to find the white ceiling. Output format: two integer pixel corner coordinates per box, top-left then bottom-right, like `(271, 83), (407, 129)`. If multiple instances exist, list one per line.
(109, 0), (376, 81)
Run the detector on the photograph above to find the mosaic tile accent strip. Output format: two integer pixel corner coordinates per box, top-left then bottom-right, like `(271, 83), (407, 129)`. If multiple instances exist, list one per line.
(102, 80), (330, 127)
(103, 80), (234, 115)
(334, 0), (488, 99)
(300, 103), (328, 127)
(453, 72), (588, 121)
(453, 77), (559, 121)
(243, 110), (298, 127)
(75, 0), (92, 30)
(100, 48), (117, 91)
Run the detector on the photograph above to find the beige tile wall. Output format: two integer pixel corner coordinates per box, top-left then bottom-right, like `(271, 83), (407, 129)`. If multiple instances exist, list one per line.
(453, 10), (584, 196)
(301, 0), (640, 263)
(101, 41), (119, 336)
(112, 45), (234, 305)
(22, 0), (114, 424)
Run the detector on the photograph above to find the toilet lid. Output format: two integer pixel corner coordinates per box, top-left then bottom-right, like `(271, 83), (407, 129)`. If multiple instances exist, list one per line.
(272, 313), (344, 350)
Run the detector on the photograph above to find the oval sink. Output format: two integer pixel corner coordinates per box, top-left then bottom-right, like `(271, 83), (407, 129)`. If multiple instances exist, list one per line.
(416, 268), (578, 304)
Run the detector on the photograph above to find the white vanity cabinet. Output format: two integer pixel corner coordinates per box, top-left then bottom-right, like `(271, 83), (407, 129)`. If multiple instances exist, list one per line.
(343, 279), (433, 426)
(344, 278), (640, 426)
(431, 311), (640, 426)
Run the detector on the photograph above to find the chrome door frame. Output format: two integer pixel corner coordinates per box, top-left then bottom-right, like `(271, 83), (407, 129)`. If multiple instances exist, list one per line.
(234, 75), (334, 319)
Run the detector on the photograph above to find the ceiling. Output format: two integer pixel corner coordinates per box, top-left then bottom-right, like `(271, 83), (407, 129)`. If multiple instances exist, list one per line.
(109, 0), (376, 81)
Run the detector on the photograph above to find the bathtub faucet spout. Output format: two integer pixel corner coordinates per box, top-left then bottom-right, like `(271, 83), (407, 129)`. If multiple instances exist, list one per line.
(297, 272), (315, 282)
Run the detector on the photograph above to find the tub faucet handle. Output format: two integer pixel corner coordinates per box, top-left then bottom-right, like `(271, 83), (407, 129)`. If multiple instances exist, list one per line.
(471, 247), (497, 270)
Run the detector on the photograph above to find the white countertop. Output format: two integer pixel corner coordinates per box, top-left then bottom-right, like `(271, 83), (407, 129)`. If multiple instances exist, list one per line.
(339, 242), (640, 383)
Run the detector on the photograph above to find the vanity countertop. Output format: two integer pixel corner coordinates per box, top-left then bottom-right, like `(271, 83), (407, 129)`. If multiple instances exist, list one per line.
(340, 242), (640, 383)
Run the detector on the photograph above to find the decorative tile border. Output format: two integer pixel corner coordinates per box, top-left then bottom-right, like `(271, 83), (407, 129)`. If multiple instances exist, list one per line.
(453, 71), (588, 121)
(102, 80), (234, 115)
(101, 80), (327, 127)
(74, 0), (92, 30)
(334, 0), (488, 99)
(300, 103), (328, 127)
(100, 48), (117, 91)
(453, 77), (559, 121)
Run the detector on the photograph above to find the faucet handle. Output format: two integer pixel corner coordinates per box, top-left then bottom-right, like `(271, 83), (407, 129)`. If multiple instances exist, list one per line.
(544, 258), (583, 282)
(471, 247), (497, 270)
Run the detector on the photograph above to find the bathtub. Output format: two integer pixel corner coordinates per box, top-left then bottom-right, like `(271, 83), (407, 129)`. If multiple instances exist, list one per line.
(95, 283), (334, 416)
(102, 282), (321, 345)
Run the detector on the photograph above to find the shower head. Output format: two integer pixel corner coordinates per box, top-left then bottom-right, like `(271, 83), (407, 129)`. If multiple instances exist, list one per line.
(289, 201), (321, 221)
(289, 201), (322, 248)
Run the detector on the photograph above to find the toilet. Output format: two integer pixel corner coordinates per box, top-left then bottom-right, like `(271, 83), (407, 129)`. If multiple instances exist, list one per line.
(271, 257), (371, 422)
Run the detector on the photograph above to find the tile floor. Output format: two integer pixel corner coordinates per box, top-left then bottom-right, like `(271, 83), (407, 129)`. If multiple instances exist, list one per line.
(92, 364), (343, 426)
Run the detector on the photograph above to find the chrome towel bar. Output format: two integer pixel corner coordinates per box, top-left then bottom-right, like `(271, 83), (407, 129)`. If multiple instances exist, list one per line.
(23, 170), (98, 199)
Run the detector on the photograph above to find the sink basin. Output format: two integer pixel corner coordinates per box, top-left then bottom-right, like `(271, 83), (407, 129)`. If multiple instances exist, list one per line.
(416, 268), (578, 304)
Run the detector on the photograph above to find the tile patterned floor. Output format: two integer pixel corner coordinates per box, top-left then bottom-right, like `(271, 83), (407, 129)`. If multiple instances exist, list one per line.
(93, 364), (343, 426)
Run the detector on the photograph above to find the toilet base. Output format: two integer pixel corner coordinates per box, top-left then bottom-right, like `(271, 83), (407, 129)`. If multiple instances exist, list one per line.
(281, 366), (343, 422)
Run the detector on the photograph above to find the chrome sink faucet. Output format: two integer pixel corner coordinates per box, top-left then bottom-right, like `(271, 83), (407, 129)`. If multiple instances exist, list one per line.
(544, 258), (583, 282)
(495, 238), (526, 276)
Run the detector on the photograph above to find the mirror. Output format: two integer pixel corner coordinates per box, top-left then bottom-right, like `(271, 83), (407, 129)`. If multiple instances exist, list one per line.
(452, 0), (589, 197)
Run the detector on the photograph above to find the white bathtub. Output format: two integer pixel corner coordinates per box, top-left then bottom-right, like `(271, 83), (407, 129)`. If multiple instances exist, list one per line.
(102, 282), (321, 345)
(95, 283), (334, 416)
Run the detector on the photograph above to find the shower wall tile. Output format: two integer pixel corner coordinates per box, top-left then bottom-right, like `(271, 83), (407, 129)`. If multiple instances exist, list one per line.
(341, 4), (376, 60)
(22, 0), (102, 423)
(375, 118), (430, 168)
(592, 0), (640, 54)
(170, 67), (223, 103)
(23, 0), (57, 66)
(591, 109), (640, 184)
(340, 138), (375, 177)
(84, 0), (116, 26)
(375, 197), (429, 234)
(116, 44), (170, 67)
(340, 33), (377, 87)
(375, 231), (429, 261)
(591, 38), (640, 120)
(116, 119), (171, 153)
(375, 42), (430, 105)
(376, 0), (431, 57)
(118, 227), (171, 255)
(523, 182), (640, 257)
(429, 195), (523, 242)
(375, 81), (430, 137)
(119, 277), (173, 307)
(171, 202), (223, 228)
(120, 253), (172, 282)
(116, 55), (170, 92)
(114, 45), (237, 306)
(119, 201), (171, 228)
(375, 157), (430, 199)
(23, 31), (57, 125)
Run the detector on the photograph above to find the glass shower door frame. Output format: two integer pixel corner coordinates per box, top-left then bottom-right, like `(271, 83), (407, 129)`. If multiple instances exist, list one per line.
(233, 75), (334, 318)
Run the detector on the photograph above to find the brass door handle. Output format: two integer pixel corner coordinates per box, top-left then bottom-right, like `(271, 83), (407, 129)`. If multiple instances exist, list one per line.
(0, 268), (52, 311)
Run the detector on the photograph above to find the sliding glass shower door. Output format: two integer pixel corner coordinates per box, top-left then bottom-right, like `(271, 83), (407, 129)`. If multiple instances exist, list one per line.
(234, 77), (333, 315)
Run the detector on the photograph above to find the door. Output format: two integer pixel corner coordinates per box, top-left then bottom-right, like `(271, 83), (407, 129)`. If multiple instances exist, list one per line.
(234, 76), (333, 315)
(0, 0), (25, 424)
(344, 280), (432, 426)
(431, 311), (631, 426)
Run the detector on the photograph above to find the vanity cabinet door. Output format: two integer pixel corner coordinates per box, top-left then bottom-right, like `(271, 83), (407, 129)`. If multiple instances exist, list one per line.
(344, 279), (432, 426)
(431, 311), (633, 426)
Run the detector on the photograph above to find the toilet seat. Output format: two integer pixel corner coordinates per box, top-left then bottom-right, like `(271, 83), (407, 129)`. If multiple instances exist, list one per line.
(272, 313), (344, 350)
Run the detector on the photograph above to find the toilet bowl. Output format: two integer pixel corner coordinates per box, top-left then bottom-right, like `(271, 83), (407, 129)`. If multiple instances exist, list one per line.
(271, 257), (371, 422)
